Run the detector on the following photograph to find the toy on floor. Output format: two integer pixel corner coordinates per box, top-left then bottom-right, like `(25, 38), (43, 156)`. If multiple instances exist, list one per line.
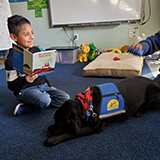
(88, 43), (105, 61)
(96, 48), (104, 56)
(106, 48), (122, 53)
(121, 45), (129, 53)
(88, 43), (97, 61)
(76, 44), (90, 62)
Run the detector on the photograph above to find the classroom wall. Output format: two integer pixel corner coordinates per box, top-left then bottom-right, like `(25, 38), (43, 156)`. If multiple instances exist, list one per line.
(10, 0), (160, 50)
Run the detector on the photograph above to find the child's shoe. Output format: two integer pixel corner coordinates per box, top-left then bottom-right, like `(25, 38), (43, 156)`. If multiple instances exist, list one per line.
(13, 103), (27, 116)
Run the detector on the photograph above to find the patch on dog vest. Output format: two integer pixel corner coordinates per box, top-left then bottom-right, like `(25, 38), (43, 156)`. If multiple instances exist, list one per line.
(97, 83), (125, 119)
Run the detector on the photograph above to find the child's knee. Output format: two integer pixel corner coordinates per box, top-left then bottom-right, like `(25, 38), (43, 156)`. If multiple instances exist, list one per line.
(36, 96), (51, 109)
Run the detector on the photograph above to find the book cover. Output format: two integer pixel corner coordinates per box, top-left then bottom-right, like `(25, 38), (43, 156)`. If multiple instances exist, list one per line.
(12, 45), (57, 76)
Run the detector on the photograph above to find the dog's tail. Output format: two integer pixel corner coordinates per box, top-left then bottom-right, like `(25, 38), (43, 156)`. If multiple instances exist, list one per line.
(153, 75), (160, 86)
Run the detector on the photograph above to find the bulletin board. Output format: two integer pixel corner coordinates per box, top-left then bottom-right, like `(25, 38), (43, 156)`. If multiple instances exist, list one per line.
(0, 0), (12, 50)
(48, 0), (145, 27)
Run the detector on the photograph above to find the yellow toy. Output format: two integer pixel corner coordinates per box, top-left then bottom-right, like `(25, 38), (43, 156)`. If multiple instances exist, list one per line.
(76, 44), (90, 62)
(106, 48), (122, 53)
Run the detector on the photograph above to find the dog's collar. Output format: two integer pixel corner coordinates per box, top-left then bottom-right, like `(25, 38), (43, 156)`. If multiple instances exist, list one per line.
(76, 85), (93, 111)
(76, 85), (98, 121)
(86, 103), (97, 121)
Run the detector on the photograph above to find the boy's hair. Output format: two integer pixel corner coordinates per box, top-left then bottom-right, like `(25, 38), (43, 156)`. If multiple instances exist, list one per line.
(7, 15), (31, 36)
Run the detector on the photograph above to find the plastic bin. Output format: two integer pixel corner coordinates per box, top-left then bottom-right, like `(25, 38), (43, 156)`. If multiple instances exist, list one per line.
(46, 46), (79, 64)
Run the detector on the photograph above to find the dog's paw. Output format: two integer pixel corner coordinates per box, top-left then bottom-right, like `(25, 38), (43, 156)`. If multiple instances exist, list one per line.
(44, 138), (57, 147)
(44, 139), (53, 147)
(44, 135), (66, 147)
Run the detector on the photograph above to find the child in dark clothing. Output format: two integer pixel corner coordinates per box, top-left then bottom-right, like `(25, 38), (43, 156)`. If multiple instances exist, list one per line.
(127, 31), (160, 57)
(5, 15), (70, 116)
(127, 31), (160, 77)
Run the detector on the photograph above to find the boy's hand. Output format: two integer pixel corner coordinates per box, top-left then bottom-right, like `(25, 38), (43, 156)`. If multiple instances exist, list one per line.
(25, 73), (38, 83)
(127, 43), (144, 56)
(131, 43), (143, 50)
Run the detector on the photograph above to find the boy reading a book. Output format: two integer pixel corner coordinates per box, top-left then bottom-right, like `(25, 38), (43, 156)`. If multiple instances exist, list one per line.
(5, 15), (70, 116)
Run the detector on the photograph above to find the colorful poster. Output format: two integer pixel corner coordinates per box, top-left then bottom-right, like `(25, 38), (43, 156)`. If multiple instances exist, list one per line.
(28, 0), (48, 18)
(0, 0), (12, 50)
(129, 26), (139, 38)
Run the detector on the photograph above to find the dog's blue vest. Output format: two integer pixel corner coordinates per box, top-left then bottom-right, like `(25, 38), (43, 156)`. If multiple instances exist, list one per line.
(97, 83), (126, 119)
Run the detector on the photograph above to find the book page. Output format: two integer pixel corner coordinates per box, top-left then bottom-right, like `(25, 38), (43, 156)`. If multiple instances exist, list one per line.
(32, 50), (57, 75)
(12, 44), (33, 75)
(23, 49), (33, 74)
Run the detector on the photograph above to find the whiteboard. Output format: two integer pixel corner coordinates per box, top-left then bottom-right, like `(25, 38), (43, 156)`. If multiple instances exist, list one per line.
(0, 0), (12, 50)
(48, 0), (145, 27)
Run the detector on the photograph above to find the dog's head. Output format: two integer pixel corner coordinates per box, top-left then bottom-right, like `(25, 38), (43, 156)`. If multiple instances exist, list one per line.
(48, 98), (85, 137)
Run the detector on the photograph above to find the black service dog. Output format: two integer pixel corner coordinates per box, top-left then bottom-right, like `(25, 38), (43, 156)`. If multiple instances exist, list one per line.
(44, 76), (160, 147)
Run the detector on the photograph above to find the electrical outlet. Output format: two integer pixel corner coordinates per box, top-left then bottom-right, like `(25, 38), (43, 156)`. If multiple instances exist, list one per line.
(74, 34), (79, 40)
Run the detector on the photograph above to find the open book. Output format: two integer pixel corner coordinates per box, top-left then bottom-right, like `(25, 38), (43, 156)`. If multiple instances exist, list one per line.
(12, 44), (57, 76)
